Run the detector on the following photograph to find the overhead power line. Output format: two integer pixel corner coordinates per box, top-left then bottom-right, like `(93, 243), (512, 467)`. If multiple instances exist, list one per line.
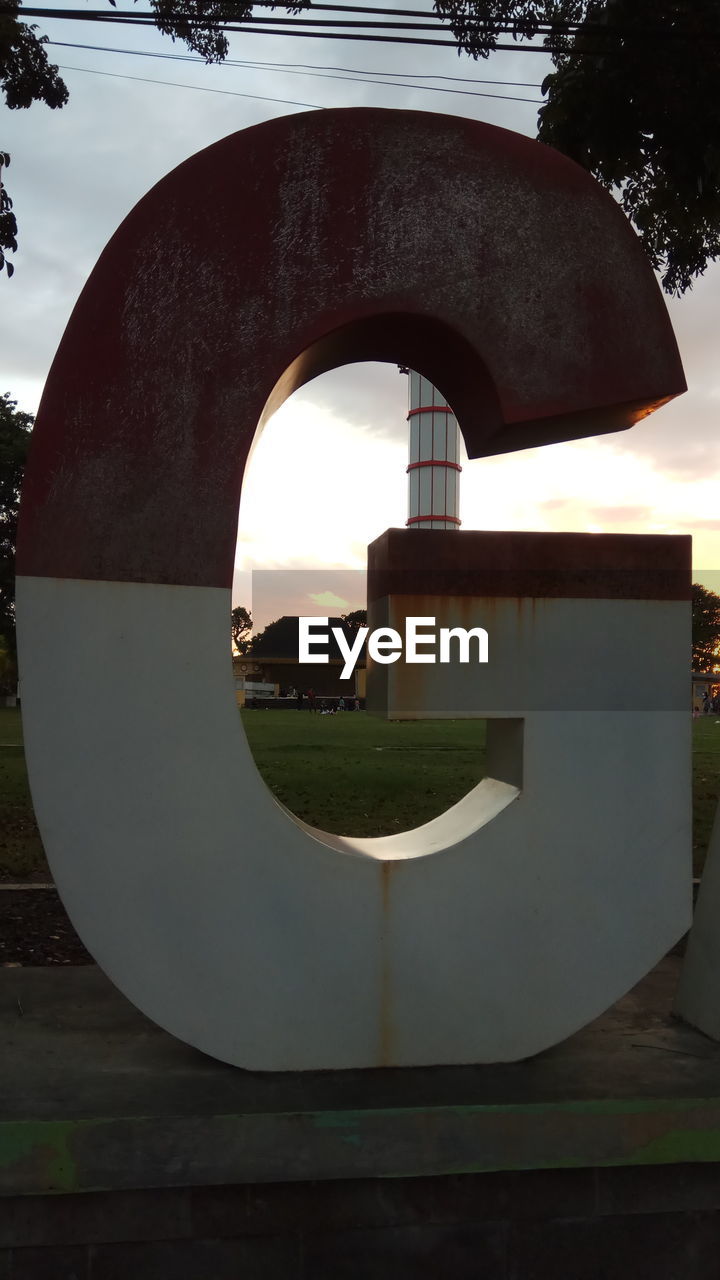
(15, 2), (473, 18)
(8, 4), (720, 43)
(6, 7), (715, 54)
(10, 2), (720, 34)
(5, 2), (469, 18)
(56, 62), (324, 106)
(0, 6), (561, 51)
(49, 41), (543, 100)
(46, 40), (543, 87)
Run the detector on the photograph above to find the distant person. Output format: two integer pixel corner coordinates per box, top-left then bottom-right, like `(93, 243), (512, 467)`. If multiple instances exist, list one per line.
(308, 688), (317, 713)
(297, 690), (303, 711)
(354, 696), (361, 711)
(338, 696), (345, 712)
(703, 692), (711, 715)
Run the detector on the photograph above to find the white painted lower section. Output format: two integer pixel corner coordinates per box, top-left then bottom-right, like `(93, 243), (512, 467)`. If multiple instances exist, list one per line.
(16, 576), (691, 1070)
(367, 590), (693, 1053)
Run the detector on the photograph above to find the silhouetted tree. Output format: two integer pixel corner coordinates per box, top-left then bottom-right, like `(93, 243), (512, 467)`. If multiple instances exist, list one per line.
(231, 605), (252, 655)
(0, 392), (32, 667)
(692, 582), (720, 672)
(433, 0), (720, 294)
(341, 609), (368, 632)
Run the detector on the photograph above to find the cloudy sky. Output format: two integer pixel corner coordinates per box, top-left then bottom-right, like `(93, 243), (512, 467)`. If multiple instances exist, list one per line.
(3, 4), (719, 630)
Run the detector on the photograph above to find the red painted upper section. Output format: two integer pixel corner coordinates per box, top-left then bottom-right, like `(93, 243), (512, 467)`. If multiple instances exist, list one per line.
(18, 108), (686, 587)
(367, 529), (691, 602)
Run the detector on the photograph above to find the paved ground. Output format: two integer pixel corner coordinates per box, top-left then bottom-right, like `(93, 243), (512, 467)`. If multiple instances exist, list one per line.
(3, 956), (717, 1117)
(2, 956), (720, 1196)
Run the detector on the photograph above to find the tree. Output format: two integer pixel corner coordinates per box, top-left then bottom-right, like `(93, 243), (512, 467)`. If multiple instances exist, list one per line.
(249, 615), (301, 658)
(231, 604), (252, 655)
(431, 0), (720, 294)
(692, 582), (720, 673)
(1, 152), (18, 278)
(250, 614), (365, 660)
(341, 609), (368, 632)
(1, 0), (69, 277)
(0, 392), (32, 671)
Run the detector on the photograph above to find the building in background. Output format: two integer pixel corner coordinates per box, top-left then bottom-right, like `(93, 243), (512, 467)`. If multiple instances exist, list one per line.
(234, 617), (366, 706)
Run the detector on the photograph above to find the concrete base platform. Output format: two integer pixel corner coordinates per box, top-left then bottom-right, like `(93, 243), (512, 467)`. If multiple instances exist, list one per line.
(5, 958), (720, 1277)
(2, 956), (720, 1198)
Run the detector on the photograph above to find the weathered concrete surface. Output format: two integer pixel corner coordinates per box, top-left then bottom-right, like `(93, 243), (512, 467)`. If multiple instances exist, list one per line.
(17, 109), (684, 590)
(1, 958), (719, 1199)
(15, 563), (691, 1071)
(14, 110), (688, 1072)
(365, 526), (693, 1067)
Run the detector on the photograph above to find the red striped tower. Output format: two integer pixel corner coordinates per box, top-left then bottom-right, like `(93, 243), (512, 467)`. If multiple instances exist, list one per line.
(406, 371), (461, 529)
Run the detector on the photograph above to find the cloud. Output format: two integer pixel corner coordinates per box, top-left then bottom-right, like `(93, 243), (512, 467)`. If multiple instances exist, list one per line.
(586, 505), (652, 525)
(680, 519), (720, 532)
(308, 591), (350, 609)
(290, 362), (408, 440)
(246, 568), (366, 631)
(615, 392), (720, 481)
(237, 398), (406, 573)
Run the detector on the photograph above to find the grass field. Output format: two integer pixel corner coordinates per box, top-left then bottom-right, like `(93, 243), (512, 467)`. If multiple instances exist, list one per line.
(242, 710), (487, 837)
(1, 706), (719, 880)
(0, 707), (46, 880)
